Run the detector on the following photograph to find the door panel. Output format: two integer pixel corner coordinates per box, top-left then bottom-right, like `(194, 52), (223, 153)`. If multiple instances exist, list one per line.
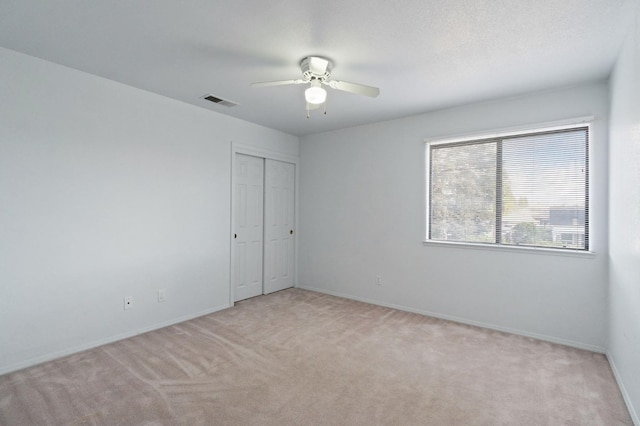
(263, 159), (295, 294)
(233, 154), (264, 302)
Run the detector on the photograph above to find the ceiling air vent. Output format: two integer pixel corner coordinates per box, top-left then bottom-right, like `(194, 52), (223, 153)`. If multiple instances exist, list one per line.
(201, 94), (237, 108)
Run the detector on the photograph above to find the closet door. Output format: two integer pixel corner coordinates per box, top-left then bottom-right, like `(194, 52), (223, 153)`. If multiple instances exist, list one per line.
(233, 154), (264, 302)
(263, 159), (295, 294)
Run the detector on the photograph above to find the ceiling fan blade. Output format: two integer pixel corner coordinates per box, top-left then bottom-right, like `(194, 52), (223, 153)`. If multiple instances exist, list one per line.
(307, 57), (330, 75)
(251, 79), (305, 87)
(326, 80), (380, 98)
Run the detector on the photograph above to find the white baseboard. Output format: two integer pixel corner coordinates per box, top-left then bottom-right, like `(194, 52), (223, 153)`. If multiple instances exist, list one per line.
(607, 352), (640, 426)
(296, 285), (606, 354)
(0, 303), (231, 376)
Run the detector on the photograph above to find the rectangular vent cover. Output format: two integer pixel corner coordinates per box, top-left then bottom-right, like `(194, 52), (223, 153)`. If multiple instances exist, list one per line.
(202, 94), (237, 108)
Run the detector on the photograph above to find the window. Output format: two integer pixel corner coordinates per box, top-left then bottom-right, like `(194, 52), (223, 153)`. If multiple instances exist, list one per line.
(426, 124), (589, 251)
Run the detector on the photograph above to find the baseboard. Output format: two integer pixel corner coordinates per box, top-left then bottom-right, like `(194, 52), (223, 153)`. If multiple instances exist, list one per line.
(0, 303), (231, 376)
(607, 352), (640, 426)
(296, 285), (606, 354)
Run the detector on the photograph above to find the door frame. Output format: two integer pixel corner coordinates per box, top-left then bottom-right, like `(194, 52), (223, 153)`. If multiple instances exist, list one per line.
(230, 142), (299, 307)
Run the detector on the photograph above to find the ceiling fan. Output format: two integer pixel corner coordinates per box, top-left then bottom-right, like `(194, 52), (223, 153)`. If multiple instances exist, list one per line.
(251, 56), (380, 117)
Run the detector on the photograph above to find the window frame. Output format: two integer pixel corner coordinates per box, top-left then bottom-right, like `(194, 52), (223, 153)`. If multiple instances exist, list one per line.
(424, 117), (594, 255)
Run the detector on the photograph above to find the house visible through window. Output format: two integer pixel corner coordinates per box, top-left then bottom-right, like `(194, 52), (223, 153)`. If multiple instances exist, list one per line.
(426, 124), (589, 250)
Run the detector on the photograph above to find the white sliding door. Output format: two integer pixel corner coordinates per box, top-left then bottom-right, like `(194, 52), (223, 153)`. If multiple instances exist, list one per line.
(263, 159), (295, 294)
(233, 154), (264, 302)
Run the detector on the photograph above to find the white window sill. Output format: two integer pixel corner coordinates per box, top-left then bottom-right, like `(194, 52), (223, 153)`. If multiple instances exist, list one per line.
(422, 240), (596, 258)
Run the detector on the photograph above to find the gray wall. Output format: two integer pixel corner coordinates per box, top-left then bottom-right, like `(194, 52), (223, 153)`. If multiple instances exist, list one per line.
(608, 8), (640, 425)
(298, 82), (609, 352)
(0, 47), (298, 374)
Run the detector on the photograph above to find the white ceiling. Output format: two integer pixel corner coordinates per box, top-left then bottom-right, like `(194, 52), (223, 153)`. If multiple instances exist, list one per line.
(1, 0), (638, 136)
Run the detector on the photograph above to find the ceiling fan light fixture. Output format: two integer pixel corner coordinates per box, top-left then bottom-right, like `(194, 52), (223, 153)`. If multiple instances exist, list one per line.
(251, 56), (379, 115)
(305, 80), (327, 105)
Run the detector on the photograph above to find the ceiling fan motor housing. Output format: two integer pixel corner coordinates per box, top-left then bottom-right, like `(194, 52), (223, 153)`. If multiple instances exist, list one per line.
(300, 56), (332, 82)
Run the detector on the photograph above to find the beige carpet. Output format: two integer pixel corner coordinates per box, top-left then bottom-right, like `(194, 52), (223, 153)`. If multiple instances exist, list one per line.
(0, 288), (632, 425)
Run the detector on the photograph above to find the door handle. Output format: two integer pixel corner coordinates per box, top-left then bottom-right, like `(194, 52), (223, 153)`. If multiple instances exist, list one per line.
(289, 230), (294, 235)
(234, 233), (237, 239)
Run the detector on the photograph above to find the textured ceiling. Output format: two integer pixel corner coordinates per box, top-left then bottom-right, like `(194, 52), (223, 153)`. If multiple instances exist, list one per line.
(1, 0), (638, 136)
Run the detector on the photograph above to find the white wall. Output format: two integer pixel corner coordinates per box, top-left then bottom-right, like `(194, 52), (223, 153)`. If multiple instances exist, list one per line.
(0, 47), (298, 374)
(608, 6), (640, 424)
(299, 82), (609, 351)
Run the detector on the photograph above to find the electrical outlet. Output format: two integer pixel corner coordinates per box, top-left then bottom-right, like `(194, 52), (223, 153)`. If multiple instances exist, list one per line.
(375, 274), (382, 286)
(124, 296), (133, 310)
(158, 289), (166, 302)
